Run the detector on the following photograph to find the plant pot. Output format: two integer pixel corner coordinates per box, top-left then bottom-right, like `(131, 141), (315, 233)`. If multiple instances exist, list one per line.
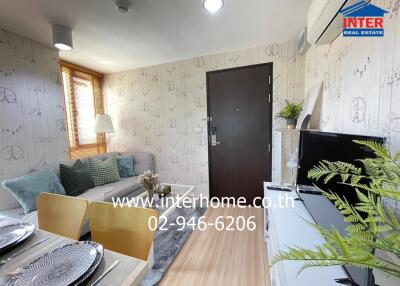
(286, 118), (297, 129)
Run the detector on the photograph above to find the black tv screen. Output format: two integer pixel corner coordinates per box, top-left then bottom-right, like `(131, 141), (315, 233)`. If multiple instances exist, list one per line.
(297, 130), (385, 202)
(297, 130), (385, 286)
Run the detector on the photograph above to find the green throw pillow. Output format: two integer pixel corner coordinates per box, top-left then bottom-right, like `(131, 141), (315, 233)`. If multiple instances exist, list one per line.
(60, 160), (94, 196)
(2, 169), (66, 214)
(89, 156), (121, 186)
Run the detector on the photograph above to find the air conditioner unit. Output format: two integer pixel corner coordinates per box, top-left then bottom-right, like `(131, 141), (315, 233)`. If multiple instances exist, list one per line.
(307, 0), (365, 45)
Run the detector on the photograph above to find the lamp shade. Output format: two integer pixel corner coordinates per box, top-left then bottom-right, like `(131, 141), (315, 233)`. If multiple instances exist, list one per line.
(94, 114), (115, 133)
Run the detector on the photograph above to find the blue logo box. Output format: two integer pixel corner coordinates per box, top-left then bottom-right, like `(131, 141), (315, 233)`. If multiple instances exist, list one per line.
(343, 28), (384, 37)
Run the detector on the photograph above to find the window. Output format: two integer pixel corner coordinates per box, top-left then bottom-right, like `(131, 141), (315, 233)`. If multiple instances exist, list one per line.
(61, 61), (105, 159)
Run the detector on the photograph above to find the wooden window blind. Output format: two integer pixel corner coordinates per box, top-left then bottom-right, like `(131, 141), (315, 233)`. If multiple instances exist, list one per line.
(61, 61), (106, 159)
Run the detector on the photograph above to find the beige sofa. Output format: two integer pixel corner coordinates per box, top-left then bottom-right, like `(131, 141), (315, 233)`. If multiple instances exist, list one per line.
(0, 151), (155, 236)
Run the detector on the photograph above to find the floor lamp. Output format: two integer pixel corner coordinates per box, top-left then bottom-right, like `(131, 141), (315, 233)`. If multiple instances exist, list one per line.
(94, 114), (115, 154)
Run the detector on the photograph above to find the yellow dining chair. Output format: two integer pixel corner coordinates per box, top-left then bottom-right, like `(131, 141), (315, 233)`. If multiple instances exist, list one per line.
(37, 193), (89, 240)
(88, 202), (159, 261)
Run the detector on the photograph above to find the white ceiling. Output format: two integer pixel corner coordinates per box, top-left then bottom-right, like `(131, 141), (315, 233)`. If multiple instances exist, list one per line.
(0, 0), (312, 74)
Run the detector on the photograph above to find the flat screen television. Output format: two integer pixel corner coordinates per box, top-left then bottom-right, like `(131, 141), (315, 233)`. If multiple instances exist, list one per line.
(297, 130), (385, 286)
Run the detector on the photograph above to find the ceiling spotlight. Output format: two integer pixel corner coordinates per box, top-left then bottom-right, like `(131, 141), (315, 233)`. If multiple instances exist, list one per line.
(52, 24), (73, 51)
(203, 0), (224, 14)
(115, 0), (130, 13)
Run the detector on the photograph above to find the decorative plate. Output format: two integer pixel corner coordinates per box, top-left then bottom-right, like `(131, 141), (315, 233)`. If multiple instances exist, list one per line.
(0, 223), (35, 254)
(73, 241), (104, 285)
(7, 242), (97, 286)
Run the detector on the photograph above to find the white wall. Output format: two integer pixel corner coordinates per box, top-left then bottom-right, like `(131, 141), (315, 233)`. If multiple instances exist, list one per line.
(105, 40), (305, 197)
(0, 29), (68, 210)
(305, 0), (400, 153)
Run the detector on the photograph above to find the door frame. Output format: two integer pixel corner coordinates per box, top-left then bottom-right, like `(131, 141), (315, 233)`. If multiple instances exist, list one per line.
(206, 62), (273, 199)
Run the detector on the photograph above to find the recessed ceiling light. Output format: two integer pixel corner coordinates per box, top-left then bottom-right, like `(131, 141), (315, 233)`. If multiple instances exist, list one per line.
(203, 0), (224, 14)
(52, 24), (73, 51)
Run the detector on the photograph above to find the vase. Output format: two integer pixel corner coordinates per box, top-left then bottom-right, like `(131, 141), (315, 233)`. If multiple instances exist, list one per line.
(286, 118), (297, 129)
(287, 153), (298, 191)
(145, 187), (156, 207)
(146, 188), (155, 198)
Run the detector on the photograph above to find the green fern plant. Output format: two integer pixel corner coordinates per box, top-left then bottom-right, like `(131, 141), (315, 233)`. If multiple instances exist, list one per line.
(271, 140), (400, 278)
(275, 100), (303, 120)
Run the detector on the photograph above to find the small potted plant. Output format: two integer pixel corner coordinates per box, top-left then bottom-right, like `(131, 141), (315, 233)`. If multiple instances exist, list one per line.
(275, 100), (303, 129)
(138, 170), (160, 200)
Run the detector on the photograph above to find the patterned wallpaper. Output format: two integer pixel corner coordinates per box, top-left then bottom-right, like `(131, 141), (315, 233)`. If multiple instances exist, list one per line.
(105, 40), (305, 197)
(305, 0), (400, 153)
(0, 29), (68, 210)
(305, 0), (400, 215)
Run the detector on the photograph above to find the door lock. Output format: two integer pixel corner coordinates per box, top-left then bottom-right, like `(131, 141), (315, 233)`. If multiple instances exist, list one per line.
(210, 127), (222, 146)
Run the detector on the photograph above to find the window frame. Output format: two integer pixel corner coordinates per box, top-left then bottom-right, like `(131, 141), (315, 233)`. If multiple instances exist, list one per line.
(60, 60), (106, 159)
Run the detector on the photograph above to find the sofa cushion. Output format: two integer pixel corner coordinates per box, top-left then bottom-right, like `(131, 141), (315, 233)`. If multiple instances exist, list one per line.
(60, 160), (94, 196)
(104, 177), (142, 201)
(85, 152), (120, 163)
(117, 155), (135, 178)
(89, 156), (121, 186)
(78, 177), (142, 203)
(31, 159), (76, 177)
(133, 152), (155, 175)
(1, 170), (65, 214)
(77, 186), (114, 202)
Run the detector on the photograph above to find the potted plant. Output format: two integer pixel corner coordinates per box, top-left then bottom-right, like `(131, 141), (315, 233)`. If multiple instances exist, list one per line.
(275, 100), (303, 129)
(138, 170), (160, 200)
(272, 141), (400, 279)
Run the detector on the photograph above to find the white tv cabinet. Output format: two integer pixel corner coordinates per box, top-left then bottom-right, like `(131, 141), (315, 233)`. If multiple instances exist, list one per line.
(264, 182), (400, 286)
(264, 182), (347, 286)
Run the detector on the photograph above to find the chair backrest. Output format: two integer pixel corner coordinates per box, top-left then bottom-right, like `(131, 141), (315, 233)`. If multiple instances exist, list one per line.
(37, 193), (88, 240)
(88, 202), (159, 261)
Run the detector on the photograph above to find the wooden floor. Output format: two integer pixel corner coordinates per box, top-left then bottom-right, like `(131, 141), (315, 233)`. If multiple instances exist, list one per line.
(159, 207), (269, 286)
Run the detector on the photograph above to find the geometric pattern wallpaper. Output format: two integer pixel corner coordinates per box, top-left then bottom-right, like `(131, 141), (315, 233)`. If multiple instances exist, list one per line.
(0, 29), (68, 210)
(105, 40), (305, 197)
(305, 0), (400, 216)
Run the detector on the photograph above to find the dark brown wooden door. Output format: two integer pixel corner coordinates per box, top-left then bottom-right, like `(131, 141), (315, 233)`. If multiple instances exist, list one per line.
(207, 63), (272, 204)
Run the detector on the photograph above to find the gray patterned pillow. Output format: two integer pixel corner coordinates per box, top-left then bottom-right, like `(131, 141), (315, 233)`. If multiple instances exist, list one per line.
(89, 156), (121, 186)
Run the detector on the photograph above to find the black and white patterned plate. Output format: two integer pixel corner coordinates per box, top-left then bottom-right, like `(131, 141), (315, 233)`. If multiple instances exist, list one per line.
(73, 241), (104, 285)
(7, 242), (97, 286)
(0, 223), (35, 254)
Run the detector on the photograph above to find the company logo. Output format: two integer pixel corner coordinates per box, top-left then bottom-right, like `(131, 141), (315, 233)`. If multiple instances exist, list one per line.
(340, 1), (389, 37)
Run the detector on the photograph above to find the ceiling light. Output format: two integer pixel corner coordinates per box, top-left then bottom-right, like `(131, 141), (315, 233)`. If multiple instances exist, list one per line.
(203, 0), (224, 14)
(54, 43), (72, 51)
(52, 24), (73, 51)
(115, 0), (130, 13)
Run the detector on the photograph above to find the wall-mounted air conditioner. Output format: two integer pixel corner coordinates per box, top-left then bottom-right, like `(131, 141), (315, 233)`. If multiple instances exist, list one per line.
(307, 0), (364, 45)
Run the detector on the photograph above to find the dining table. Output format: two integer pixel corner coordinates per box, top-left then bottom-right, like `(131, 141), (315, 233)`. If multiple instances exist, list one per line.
(0, 218), (149, 286)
